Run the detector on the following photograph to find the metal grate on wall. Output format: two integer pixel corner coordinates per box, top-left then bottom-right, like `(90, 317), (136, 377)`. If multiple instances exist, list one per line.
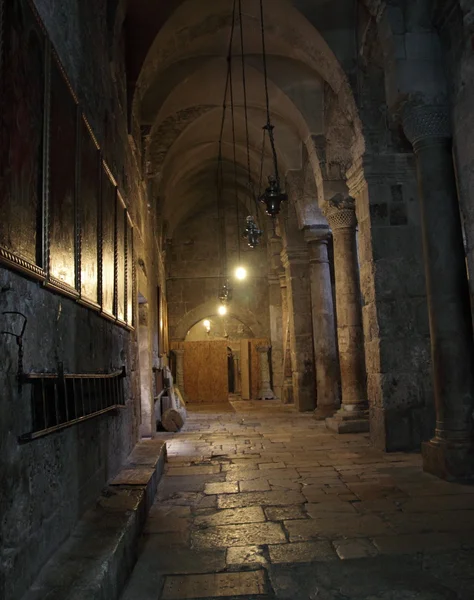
(19, 364), (127, 442)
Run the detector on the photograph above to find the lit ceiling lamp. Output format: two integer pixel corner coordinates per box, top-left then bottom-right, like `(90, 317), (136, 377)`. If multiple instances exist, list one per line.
(235, 266), (247, 280)
(258, 0), (287, 218)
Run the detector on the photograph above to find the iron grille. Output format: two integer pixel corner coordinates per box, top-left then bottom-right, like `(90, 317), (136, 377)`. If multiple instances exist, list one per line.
(19, 364), (126, 442)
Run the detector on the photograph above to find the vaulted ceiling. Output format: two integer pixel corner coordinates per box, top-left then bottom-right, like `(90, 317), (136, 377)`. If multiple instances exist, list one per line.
(121, 0), (368, 235)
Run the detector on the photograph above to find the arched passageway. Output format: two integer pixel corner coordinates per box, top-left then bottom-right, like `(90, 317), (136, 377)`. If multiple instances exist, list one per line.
(2, 1), (474, 599)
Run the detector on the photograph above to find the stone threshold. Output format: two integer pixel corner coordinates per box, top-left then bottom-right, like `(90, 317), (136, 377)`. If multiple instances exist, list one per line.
(22, 439), (167, 600)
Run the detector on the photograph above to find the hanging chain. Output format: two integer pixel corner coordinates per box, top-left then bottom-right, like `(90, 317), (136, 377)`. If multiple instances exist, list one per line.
(259, 0), (282, 187)
(216, 0), (238, 288)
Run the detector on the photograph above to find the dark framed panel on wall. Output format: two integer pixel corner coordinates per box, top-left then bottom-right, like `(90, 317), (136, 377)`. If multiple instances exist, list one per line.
(0, 0), (47, 280)
(115, 192), (126, 323)
(125, 212), (134, 326)
(47, 50), (79, 297)
(78, 116), (101, 309)
(100, 162), (116, 320)
(0, 0), (136, 331)
(157, 286), (163, 355)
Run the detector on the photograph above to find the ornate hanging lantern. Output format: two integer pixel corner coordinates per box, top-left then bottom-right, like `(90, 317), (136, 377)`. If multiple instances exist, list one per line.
(243, 215), (263, 248)
(218, 282), (232, 305)
(259, 174), (288, 218)
(257, 2), (287, 219)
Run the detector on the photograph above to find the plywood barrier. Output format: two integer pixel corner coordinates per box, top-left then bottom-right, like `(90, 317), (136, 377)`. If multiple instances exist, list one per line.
(175, 341), (228, 403)
(171, 339), (270, 403)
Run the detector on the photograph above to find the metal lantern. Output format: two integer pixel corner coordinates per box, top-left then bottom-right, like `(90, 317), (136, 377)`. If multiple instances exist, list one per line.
(243, 215), (263, 249)
(218, 282), (232, 305)
(259, 175), (287, 218)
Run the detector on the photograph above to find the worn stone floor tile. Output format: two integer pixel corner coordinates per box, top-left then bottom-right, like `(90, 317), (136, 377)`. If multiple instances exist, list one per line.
(373, 532), (473, 555)
(258, 462), (287, 470)
(192, 521), (287, 548)
(305, 501), (357, 516)
(351, 499), (401, 514)
(269, 478), (302, 491)
(264, 505), (307, 521)
(333, 538), (379, 559)
(161, 570), (267, 599)
(399, 495), (474, 512)
(142, 531), (190, 546)
(144, 515), (190, 534)
(239, 479), (271, 492)
(226, 546), (268, 567)
(194, 506), (266, 528)
(269, 541), (337, 564)
(138, 536), (226, 575)
(386, 510), (474, 534)
(285, 514), (392, 541)
(217, 490), (305, 509)
(166, 465), (221, 476)
(204, 482), (239, 495)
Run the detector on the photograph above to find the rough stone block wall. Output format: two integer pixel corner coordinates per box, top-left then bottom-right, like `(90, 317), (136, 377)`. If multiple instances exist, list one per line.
(439, 4), (474, 314)
(0, 1), (162, 598)
(167, 202), (271, 342)
(352, 154), (434, 451)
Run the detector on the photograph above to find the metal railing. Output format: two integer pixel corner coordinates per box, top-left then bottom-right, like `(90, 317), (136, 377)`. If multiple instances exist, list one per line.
(19, 364), (127, 442)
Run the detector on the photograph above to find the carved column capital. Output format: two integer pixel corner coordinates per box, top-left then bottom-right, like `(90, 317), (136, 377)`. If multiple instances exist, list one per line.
(403, 105), (451, 149)
(325, 194), (357, 231)
(256, 344), (271, 353)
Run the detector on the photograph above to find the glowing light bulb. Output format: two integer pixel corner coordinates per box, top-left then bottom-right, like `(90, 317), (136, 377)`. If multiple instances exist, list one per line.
(203, 319), (211, 329)
(218, 305), (227, 316)
(235, 266), (247, 280)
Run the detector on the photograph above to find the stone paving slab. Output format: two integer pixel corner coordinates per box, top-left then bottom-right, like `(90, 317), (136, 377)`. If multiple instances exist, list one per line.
(119, 403), (474, 600)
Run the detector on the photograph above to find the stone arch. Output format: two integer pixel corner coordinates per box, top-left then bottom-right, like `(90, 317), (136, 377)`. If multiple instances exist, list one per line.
(172, 299), (267, 341)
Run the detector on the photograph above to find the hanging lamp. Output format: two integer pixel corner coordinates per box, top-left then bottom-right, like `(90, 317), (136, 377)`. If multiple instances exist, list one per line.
(258, 0), (287, 218)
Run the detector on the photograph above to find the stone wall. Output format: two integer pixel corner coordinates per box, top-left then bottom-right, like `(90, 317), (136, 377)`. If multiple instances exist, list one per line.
(0, 2), (162, 599)
(439, 3), (474, 308)
(167, 200), (271, 342)
(351, 154), (434, 451)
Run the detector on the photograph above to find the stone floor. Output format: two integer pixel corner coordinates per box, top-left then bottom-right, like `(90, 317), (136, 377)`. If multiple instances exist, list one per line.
(121, 401), (474, 600)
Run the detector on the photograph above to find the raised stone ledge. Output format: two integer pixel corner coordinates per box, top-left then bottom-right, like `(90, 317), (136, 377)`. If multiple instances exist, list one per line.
(22, 439), (167, 600)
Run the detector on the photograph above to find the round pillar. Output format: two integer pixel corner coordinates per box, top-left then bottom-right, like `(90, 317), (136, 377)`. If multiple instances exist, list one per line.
(325, 196), (368, 433)
(279, 272), (294, 404)
(257, 345), (275, 400)
(233, 350), (241, 396)
(305, 226), (341, 419)
(403, 104), (474, 480)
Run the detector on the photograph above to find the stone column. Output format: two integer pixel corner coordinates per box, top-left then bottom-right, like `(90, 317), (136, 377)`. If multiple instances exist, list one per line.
(279, 272), (294, 404)
(174, 348), (187, 402)
(257, 345), (275, 399)
(268, 235), (285, 399)
(305, 225), (340, 419)
(325, 195), (368, 433)
(403, 104), (474, 480)
(233, 350), (241, 395)
(281, 248), (316, 411)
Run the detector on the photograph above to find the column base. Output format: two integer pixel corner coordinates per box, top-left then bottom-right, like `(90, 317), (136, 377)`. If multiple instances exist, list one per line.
(314, 405), (339, 421)
(258, 388), (276, 400)
(326, 406), (369, 434)
(422, 437), (474, 482)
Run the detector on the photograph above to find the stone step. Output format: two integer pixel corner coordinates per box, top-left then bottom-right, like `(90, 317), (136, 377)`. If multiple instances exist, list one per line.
(22, 439), (167, 600)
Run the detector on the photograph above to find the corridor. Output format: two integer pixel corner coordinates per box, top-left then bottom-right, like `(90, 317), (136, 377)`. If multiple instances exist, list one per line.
(122, 402), (474, 600)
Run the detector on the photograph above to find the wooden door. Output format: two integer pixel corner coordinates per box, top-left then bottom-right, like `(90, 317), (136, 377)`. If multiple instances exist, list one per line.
(182, 341), (228, 403)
